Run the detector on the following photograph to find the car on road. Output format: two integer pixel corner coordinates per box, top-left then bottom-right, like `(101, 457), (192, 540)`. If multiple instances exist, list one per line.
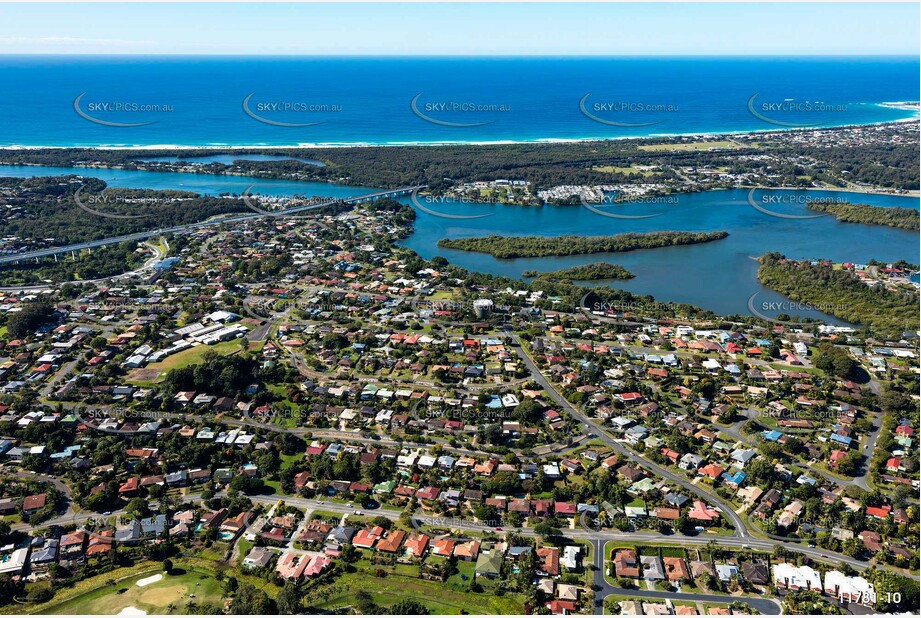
(354, 510), (362, 515)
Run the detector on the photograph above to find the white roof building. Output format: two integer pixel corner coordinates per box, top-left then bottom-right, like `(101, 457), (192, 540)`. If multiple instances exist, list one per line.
(773, 563), (822, 591)
(824, 571), (875, 604)
(561, 545), (581, 570)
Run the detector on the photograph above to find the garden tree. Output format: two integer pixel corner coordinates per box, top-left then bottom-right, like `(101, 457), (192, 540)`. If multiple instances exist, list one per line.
(813, 344), (862, 381)
(472, 503), (500, 526)
(389, 600), (430, 615)
(530, 466), (548, 493)
(879, 387), (913, 414)
(841, 538), (859, 558)
(227, 583), (276, 614)
(339, 543), (358, 562)
(834, 451), (863, 476)
(534, 522), (562, 540)
(25, 581), (53, 603)
(757, 440), (784, 461)
(504, 511), (523, 527)
(5, 301), (55, 338)
(482, 470), (521, 495)
(229, 474), (264, 495)
(716, 404), (736, 423)
(332, 452), (361, 481)
(321, 332), (348, 351)
(255, 451), (280, 476)
(864, 569), (920, 614)
(675, 514), (693, 535)
(126, 497), (151, 518)
(223, 576), (239, 595)
(276, 582), (302, 614)
(20, 451), (48, 473)
(782, 436), (804, 456)
(354, 590), (378, 614)
(370, 515), (391, 530)
(274, 432), (306, 456)
(162, 350), (258, 397)
(513, 397), (543, 424)
(479, 423), (504, 445)
(162, 558), (173, 574)
(892, 486), (916, 510)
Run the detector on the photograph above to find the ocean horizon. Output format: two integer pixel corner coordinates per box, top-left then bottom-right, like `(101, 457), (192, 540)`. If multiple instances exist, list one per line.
(0, 55), (918, 148)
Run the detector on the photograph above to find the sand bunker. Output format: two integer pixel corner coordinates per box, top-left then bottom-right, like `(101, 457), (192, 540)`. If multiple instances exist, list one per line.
(135, 574), (164, 587)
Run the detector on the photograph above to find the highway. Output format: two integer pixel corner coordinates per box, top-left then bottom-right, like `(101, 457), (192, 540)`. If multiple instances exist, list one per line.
(0, 185), (424, 265)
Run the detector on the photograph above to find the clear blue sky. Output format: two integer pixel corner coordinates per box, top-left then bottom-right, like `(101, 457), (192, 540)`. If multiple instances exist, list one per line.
(0, 3), (917, 56)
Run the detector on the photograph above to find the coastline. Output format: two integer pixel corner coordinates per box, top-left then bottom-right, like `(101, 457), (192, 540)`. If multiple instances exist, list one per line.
(0, 113), (917, 152)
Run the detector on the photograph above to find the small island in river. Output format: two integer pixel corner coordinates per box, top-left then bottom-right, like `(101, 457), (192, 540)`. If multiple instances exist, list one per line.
(437, 231), (729, 258)
(523, 262), (635, 281)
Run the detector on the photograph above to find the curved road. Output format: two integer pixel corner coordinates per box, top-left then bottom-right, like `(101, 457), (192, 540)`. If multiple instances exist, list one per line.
(506, 332), (750, 538)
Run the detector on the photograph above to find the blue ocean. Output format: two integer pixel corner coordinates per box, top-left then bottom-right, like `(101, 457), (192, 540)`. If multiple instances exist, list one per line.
(0, 56), (917, 147)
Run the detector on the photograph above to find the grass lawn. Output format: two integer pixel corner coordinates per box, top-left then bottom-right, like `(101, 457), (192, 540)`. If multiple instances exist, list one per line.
(31, 559), (279, 616)
(279, 452), (302, 472)
(592, 165), (659, 177)
(13, 559), (266, 615)
(48, 569), (223, 615)
(638, 140), (738, 152)
(768, 362), (823, 375)
(236, 539), (255, 563)
(658, 546), (689, 559)
(310, 510), (346, 524)
(308, 569), (525, 614)
(1, 513), (21, 525)
(703, 602), (731, 612)
(567, 539), (595, 587)
(128, 340), (243, 384)
(195, 544), (228, 561)
(445, 559), (476, 588)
